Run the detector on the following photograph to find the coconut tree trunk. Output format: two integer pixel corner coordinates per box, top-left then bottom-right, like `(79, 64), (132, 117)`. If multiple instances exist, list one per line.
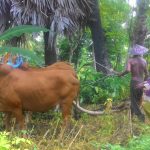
(44, 31), (57, 66)
(131, 0), (148, 45)
(87, 0), (111, 74)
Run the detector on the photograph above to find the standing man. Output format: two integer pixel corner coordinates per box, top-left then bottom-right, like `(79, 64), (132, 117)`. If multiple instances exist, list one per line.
(118, 44), (149, 122)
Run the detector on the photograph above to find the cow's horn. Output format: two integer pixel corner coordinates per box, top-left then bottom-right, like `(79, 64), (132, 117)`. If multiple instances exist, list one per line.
(73, 101), (105, 115)
(73, 101), (121, 115)
(7, 57), (23, 68)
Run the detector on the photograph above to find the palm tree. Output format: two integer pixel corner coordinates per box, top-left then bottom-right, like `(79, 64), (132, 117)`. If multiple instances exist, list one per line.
(131, 0), (149, 46)
(87, 0), (111, 73)
(0, 0), (93, 65)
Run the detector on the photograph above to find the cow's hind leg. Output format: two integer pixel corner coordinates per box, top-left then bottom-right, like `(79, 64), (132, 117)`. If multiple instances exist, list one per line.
(59, 101), (72, 139)
(13, 109), (26, 130)
(60, 100), (72, 128)
(60, 88), (78, 128)
(3, 112), (12, 131)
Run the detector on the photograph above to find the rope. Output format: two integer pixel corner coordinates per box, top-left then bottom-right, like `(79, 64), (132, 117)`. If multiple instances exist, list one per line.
(95, 61), (118, 74)
(79, 62), (119, 85)
(81, 74), (117, 85)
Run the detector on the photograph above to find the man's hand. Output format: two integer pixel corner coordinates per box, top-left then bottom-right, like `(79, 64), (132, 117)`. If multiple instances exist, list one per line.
(116, 70), (129, 77)
(116, 72), (122, 77)
(136, 82), (145, 89)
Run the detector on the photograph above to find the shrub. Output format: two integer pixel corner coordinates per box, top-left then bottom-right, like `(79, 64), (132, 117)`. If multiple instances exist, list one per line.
(78, 65), (130, 104)
(0, 131), (36, 150)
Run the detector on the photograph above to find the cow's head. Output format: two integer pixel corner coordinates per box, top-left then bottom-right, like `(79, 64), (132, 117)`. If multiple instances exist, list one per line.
(0, 64), (13, 75)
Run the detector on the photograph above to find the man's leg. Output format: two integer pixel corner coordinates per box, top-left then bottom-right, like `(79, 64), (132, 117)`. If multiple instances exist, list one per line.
(130, 81), (145, 122)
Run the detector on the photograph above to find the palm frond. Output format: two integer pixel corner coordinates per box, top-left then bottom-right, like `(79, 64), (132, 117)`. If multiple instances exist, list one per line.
(0, 0), (11, 34)
(0, 25), (49, 41)
(10, 0), (93, 35)
(0, 0), (11, 15)
(0, 0), (93, 50)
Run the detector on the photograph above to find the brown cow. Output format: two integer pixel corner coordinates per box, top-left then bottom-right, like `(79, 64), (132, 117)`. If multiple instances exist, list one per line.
(0, 62), (80, 130)
(1, 62), (119, 131)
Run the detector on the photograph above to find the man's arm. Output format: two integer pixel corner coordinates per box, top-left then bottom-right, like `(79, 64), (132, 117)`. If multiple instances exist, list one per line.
(118, 59), (131, 77)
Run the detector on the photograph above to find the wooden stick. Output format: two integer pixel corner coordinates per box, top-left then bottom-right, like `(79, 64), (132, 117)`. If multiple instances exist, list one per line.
(67, 125), (83, 150)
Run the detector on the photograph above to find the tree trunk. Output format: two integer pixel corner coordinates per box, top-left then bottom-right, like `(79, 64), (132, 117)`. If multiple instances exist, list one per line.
(44, 21), (57, 66)
(87, 0), (111, 74)
(131, 0), (148, 45)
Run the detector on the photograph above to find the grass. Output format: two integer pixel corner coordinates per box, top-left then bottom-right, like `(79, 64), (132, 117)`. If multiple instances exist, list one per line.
(0, 109), (150, 150)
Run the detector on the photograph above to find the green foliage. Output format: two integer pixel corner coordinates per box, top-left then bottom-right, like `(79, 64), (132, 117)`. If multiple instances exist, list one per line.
(57, 8), (131, 103)
(57, 32), (85, 63)
(57, 36), (70, 61)
(0, 132), (10, 150)
(100, 0), (130, 66)
(0, 131), (36, 150)
(77, 40), (130, 103)
(0, 25), (49, 41)
(101, 143), (125, 150)
(78, 63), (130, 103)
(0, 25), (46, 66)
(127, 135), (150, 150)
(0, 108), (149, 150)
(101, 135), (150, 150)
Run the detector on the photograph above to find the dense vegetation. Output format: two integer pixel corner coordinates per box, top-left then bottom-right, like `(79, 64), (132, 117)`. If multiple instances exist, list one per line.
(0, 0), (150, 149)
(0, 111), (150, 150)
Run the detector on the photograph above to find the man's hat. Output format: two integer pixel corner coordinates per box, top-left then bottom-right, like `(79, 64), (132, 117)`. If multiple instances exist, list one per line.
(129, 44), (148, 55)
